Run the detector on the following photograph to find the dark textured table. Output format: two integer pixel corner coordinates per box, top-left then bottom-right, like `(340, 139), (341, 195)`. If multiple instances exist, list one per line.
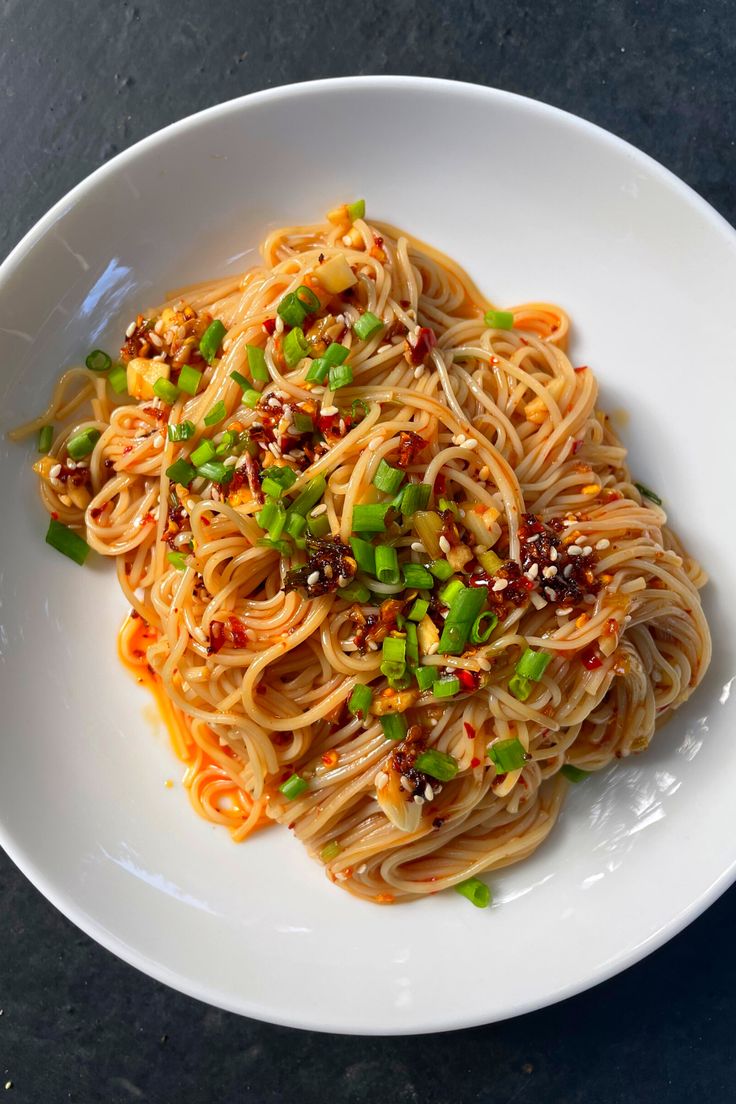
(2, 2), (735, 1100)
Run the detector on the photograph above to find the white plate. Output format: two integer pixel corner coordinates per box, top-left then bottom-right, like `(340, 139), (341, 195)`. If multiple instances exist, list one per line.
(1, 77), (735, 1035)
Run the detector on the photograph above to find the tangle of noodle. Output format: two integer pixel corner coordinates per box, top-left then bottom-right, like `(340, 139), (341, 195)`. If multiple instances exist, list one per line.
(11, 207), (711, 905)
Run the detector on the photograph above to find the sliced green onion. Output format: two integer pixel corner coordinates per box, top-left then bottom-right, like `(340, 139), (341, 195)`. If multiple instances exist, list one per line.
(561, 764), (590, 783)
(204, 400), (227, 427)
(247, 344), (270, 382)
(438, 496), (460, 518)
(196, 460), (229, 483)
(295, 285), (320, 313)
(346, 199), (365, 221)
(483, 309), (514, 329)
(256, 536), (292, 555)
(45, 518), (89, 565)
(434, 675), (461, 698)
(375, 545), (400, 584)
(215, 430), (238, 456)
(478, 550), (503, 575)
(284, 511), (307, 540)
(277, 292), (308, 328)
(167, 420), (195, 443)
(372, 459), (405, 496)
(508, 674), (531, 701)
(380, 713), (408, 741)
(283, 327), (309, 369)
(429, 558), (454, 581)
(634, 482), (662, 506)
(438, 586), (486, 656)
(261, 466), (297, 499)
(306, 512), (331, 539)
(177, 364), (202, 396)
(305, 358), (329, 383)
(230, 370), (250, 391)
(324, 342), (349, 367)
(348, 683), (373, 718)
(289, 475), (326, 516)
(349, 536), (376, 575)
(439, 578), (464, 605)
(470, 611), (498, 644)
(107, 364), (128, 394)
(37, 425), (53, 453)
(167, 550), (188, 571)
(191, 439), (216, 467)
(85, 349), (111, 372)
(153, 377), (179, 404)
(382, 635), (406, 666)
(414, 749), (459, 782)
(408, 597), (430, 622)
(279, 774), (309, 800)
(405, 621), (419, 668)
(455, 877), (491, 908)
(339, 579), (370, 603)
(320, 840), (341, 862)
(352, 503), (389, 533)
(515, 648), (552, 681)
(165, 458), (196, 486)
(488, 737), (526, 774)
(414, 666), (438, 692)
(257, 499), (282, 533)
(292, 411), (314, 434)
(66, 428), (101, 460)
(328, 363), (353, 391)
(353, 311), (384, 341)
(388, 672), (412, 691)
(351, 398), (370, 421)
(242, 387), (261, 408)
(199, 319), (227, 364)
(399, 482), (432, 516)
(401, 563), (434, 589)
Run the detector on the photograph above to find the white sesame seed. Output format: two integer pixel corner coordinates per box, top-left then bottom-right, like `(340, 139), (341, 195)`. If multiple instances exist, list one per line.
(413, 364), (425, 379)
(413, 795), (425, 805)
(307, 570), (320, 586)
(427, 642), (440, 656)
(311, 503), (328, 517)
(152, 433), (164, 448)
(66, 459), (77, 470)
(557, 606), (573, 616)
(321, 405), (338, 416)
(154, 319), (164, 334)
(530, 591), (548, 610)
(463, 437), (479, 450)
(149, 332), (163, 348)
(525, 562), (539, 580)
(186, 498), (195, 511)
(477, 657), (492, 671)
(567, 544), (583, 556)
(49, 463), (62, 478)
(400, 775), (413, 792)
(550, 546), (558, 561)
(595, 538), (611, 550)
(224, 455), (237, 467)
(323, 564), (333, 579)
(454, 433), (466, 445)
(582, 545), (593, 556)
(268, 442), (281, 457)
(439, 536), (451, 554)
(492, 578), (508, 592)
(527, 532), (540, 542)
(368, 640), (379, 651)
(563, 564), (574, 578)
(374, 771), (389, 790)
(478, 465), (491, 481)
(542, 565), (558, 579)
(338, 419), (346, 435)
(410, 541), (426, 553)
(424, 783), (434, 801)
(544, 586), (557, 601)
(125, 321), (136, 338)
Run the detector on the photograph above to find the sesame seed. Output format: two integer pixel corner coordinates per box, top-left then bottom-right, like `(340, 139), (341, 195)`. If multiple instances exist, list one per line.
(186, 498), (195, 511)
(410, 541), (426, 553)
(149, 332), (163, 348)
(424, 783), (434, 801)
(595, 538), (611, 550)
(542, 565), (558, 579)
(582, 545), (593, 556)
(557, 606), (573, 616)
(413, 364), (425, 378)
(125, 321), (136, 337)
(368, 640), (379, 651)
(530, 591), (548, 610)
(224, 455), (237, 467)
(527, 533), (540, 542)
(152, 433), (164, 448)
(492, 578), (509, 592)
(307, 570), (320, 586)
(268, 442), (281, 457)
(374, 771), (389, 790)
(67, 459), (77, 470)
(477, 657), (492, 671)
(454, 433), (466, 445)
(439, 536), (451, 554)
(311, 503), (328, 517)
(567, 545), (583, 556)
(427, 642), (439, 656)
(413, 795), (425, 805)
(526, 562), (539, 580)
(463, 437), (479, 450)
(49, 463), (62, 478)
(324, 564), (333, 579)
(544, 586), (557, 600)
(550, 546), (558, 561)
(154, 318), (164, 334)
(563, 564), (574, 578)
(321, 405), (338, 416)
(478, 465), (491, 481)
(400, 775), (413, 792)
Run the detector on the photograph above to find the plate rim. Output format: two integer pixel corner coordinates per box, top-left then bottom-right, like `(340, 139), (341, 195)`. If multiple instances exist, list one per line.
(1, 74), (735, 1035)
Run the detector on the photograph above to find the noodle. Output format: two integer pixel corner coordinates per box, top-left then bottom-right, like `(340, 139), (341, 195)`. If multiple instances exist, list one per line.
(12, 205), (711, 905)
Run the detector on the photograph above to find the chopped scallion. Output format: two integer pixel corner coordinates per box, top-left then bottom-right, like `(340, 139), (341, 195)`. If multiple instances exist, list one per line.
(349, 536), (376, 575)
(455, 877), (491, 908)
(37, 425), (53, 453)
(289, 475), (326, 516)
(167, 420), (195, 443)
(408, 597), (430, 622)
(380, 713), (408, 741)
(414, 749), (459, 781)
(352, 503), (389, 533)
(439, 578), (464, 605)
(483, 309), (514, 329)
(277, 292), (308, 328)
(167, 550), (188, 571)
(401, 563), (434, 589)
(45, 518), (89, 565)
(320, 840), (341, 862)
(196, 460), (229, 483)
(165, 458), (196, 486)
(339, 579), (370, 602)
(230, 370), (250, 391)
(348, 683), (373, 718)
(153, 377), (179, 404)
(328, 362), (353, 391)
(191, 439), (216, 467)
(515, 648), (552, 681)
(247, 344), (270, 381)
(199, 319), (227, 364)
(204, 400), (227, 427)
(177, 364), (202, 395)
(305, 358), (329, 383)
(66, 428), (100, 461)
(399, 482), (431, 516)
(107, 365), (128, 393)
(429, 558), (454, 581)
(561, 764), (590, 783)
(353, 311), (384, 341)
(283, 326), (309, 369)
(414, 666), (438, 691)
(634, 482), (663, 506)
(470, 610), (498, 644)
(279, 774), (309, 800)
(372, 459), (404, 495)
(375, 545), (400, 584)
(346, 199), (365, 221)
(324, 342), (349, 367)
(488, 737), (526, 774)
(434, 675), (461, 698)
(292, 411), (314, 434)
(85, 349), (111, 372)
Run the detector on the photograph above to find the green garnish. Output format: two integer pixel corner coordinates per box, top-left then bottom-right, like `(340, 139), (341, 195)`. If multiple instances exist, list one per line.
(279, 774), (309, 800)
(85, 349), (112, 372)
(37, 425), (53, 453)
(483, 310), (514, 329)
(199, 319), (227, 364)
(455, 877), (491, 908)
(177, 364), (202, 395)
(348, 683), (373, 718)
(353, 311), (384, 341)
(414, 749), (459, 781)
(66, 428), (100, 461)
(45, 518), (90, 565)
(488, 737), (526, 774)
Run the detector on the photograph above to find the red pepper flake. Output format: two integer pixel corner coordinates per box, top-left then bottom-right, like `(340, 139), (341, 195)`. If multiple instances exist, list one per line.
(433, 472), (446, 496)
(263, 318), (276, 335)
(580, 647), (603, 670)
(470, 756), (481, 769)
(571, 439), (584, 455)
(574, 364), (588, 373)
(208, 615), (248, 654)
(406, 326), (437, 366)
(51, 511), (59, 520)
(396, 431), (427, 469)
(457, 669), (480, 691)
(464, 722), (476, 740)
(489, 356), (499, 366)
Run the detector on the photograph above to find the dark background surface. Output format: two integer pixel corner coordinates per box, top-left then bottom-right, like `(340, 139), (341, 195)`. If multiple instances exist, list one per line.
(2, 1), (735, 1101)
